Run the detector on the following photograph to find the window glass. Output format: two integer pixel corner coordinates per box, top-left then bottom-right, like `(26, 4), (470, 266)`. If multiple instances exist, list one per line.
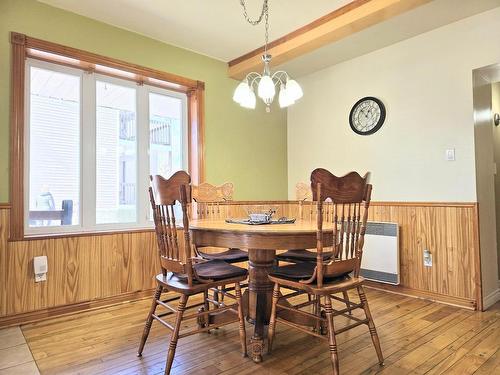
(28, 66), (80, 227)
(96, 80), (137, 224)
(149, 92), (184, 218)
(149, 92), (183, 177)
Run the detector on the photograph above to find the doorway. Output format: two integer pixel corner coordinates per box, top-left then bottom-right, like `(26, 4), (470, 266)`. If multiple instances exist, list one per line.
(473, 63), (500, 310)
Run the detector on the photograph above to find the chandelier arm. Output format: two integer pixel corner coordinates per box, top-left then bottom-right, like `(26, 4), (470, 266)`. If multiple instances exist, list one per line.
(271, 71), (289, 84)
(245, 72), (262, 81)
(248, 74), (263, 88)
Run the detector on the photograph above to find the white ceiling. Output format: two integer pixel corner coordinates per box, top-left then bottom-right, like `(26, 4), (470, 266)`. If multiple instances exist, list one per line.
(39, 0), (500, 77)
(38, 0), (352, 61)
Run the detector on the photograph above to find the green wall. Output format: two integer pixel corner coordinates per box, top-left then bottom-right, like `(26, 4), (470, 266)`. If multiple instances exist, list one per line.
(0, 0), (287, 201)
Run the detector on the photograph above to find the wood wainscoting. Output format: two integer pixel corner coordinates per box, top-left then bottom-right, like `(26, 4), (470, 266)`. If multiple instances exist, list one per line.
(0, 201), (481, 327)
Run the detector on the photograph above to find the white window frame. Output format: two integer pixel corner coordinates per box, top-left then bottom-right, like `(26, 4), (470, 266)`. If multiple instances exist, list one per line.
(24, 58), (188, 236)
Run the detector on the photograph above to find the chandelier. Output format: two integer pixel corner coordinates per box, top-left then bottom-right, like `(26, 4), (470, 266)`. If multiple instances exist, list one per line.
(233, 0), (303, 111)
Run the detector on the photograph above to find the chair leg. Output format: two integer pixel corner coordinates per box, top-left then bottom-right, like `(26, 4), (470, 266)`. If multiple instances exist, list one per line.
(220, 285), (226, 302)
(164, 294), (188, 375)
(324, 295), (340, 375)
(342, 291), (352, 315)
(203, 290), (210, 312)
(138, 284), (162, 357)
(314, 295), (322, 333)
(213, 286), (219, 308)
(358, 286), (384, 365)
(267, 282), (280, 354)
(198, 290), (210, 332)
(235, 282), (247, 357)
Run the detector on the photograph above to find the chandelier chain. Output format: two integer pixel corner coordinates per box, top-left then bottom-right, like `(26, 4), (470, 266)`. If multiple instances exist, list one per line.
(239, 0), (270, 53)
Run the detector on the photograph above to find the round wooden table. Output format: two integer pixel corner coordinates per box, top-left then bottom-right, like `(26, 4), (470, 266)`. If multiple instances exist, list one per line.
(189, 219), (333, 363)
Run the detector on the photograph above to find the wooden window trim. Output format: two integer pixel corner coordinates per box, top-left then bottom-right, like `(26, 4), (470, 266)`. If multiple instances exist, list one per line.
(9, 32), (205, 241)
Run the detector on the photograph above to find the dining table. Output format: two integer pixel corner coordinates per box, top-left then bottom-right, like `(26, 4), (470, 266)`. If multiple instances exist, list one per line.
(189, 218), (334, 363)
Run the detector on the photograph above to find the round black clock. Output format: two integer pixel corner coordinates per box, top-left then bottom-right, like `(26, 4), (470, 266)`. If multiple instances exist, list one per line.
(349, 97), (386, 135)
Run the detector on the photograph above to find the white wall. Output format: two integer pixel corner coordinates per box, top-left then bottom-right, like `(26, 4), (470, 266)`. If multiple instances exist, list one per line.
(288, 7), (500, 202)
(288, 7), (500, 307)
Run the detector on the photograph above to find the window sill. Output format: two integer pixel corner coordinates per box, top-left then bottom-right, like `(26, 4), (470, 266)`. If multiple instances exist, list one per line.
(10, 227), (156, 242)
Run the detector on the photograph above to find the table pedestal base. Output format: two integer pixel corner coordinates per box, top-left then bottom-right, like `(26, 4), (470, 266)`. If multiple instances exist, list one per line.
(202, 249), (323, 363)
(246, 249), (275, 362)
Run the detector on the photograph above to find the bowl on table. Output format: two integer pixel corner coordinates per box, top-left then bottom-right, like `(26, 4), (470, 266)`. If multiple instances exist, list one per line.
(245, 205), (279, 223)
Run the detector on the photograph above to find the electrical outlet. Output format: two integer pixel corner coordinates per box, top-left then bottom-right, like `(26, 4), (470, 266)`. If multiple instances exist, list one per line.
(33, 256), (48, 282)
(423, 249), (432, 267)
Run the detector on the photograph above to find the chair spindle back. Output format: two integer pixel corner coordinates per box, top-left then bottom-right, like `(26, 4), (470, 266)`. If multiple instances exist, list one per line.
(295, 182), (314, 221)
(310, 168), (372, 288)
(192, 182), (234, 220)
(149, 171), (194, 285)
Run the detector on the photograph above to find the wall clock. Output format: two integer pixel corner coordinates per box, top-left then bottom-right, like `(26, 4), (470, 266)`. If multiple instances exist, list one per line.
(349, 97), (386, 135)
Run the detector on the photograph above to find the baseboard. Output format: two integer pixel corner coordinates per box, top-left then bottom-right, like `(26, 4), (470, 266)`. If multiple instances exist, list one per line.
(364, 281), (477, 310)
(0, 289), (155, 328)
(483, 282), (500, 310)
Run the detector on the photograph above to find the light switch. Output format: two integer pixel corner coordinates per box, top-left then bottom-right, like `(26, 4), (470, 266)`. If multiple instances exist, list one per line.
(445, 148), (455, 161)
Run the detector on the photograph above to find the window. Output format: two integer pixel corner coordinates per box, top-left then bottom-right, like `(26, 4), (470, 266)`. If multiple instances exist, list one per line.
(10, 33), (204, 240)
(25, 59), (188, 235)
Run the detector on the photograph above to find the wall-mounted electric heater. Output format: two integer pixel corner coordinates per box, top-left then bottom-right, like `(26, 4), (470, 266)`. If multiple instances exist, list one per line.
(360, 221), (399, 285)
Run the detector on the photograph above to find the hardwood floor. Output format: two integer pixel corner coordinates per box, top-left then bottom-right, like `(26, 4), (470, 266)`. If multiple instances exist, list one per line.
(21, 289), (499, 375)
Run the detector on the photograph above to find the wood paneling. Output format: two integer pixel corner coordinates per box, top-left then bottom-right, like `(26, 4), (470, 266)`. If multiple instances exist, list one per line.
(0, 200), (481, 327)
(368, 204), (480, 308)
(228, 0), (432, 79)
(0, 207), (160, 324)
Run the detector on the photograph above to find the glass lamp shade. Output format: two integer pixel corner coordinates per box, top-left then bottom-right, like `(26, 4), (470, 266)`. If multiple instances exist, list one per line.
(240, 89), (256, 109)
(286, 79), (303, 101)
(257, 75), (276, 101)
(279, 85), (294, 108)
(233, 80), (250, 104)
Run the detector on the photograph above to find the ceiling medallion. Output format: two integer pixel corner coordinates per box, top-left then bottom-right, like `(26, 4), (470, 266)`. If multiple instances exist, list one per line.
(233, 0), (303, 112)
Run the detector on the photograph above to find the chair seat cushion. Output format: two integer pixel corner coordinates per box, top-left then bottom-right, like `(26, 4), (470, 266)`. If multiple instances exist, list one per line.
(270, 262), (317, 280)
(198, 248), (248, 263)
(277, 249), (333, 262)
(270, 262), (350, 281)
(193, 259), (248, 280)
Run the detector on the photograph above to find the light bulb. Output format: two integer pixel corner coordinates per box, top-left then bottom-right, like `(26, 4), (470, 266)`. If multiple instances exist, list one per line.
(233, 80), (250, 104)
(257, 75), (276, 101)
(279, 85), (294, 108)
(286, 79), (303, 101)
(240, 89), (256, 109)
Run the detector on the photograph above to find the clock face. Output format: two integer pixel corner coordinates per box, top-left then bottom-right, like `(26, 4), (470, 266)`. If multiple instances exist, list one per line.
(349, 97), (386, 135)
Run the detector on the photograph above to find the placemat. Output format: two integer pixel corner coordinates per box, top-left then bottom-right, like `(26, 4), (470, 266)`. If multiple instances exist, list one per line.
(225, 218), (296, 225)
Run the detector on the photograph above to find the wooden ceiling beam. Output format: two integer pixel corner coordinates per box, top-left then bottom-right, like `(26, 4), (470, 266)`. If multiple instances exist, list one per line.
(228, 0), (432, 79)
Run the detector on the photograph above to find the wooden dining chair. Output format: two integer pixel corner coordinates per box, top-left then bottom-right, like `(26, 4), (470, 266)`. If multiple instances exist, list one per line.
(137, 172), (247, 375)
(277, 181), (348, 315)
(192, 182), (248, 264)
(267, 169), (384, 375)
